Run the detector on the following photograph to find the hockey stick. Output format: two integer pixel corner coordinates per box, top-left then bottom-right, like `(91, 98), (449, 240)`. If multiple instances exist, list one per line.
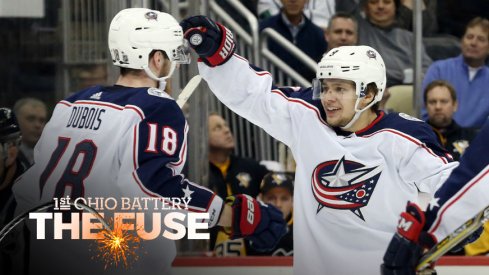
(176, 75), (202, 108)
(416, 204), (489, 272)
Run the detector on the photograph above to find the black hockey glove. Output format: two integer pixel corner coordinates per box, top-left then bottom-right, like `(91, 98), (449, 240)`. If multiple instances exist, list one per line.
(226, 194), (287, 252)
(180, 16), (236, 67)
(381, 202), (436, 275)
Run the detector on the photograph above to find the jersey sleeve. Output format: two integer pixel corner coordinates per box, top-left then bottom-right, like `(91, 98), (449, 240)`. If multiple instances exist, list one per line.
(425, 121), (489, 241)
(396, 120), (457, 195)
(198, 54), (321, 147)
(122, 99), (223, 227)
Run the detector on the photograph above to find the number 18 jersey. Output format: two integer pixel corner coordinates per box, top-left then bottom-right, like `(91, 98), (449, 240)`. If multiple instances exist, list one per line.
(12, 85), (223, 274)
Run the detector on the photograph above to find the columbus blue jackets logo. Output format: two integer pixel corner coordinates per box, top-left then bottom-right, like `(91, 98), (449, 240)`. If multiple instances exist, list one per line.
(312, 156), (382, 221)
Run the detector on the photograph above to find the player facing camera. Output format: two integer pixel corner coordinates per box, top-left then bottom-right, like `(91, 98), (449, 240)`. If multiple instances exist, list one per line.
(259, 172), (294, 220)
(181, 14), (458, 275)
(311, 46), (386, 131)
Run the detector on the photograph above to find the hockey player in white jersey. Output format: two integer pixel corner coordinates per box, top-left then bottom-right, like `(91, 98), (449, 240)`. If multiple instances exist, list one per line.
(10, 9), (285, 275)
(382, 120), (489, 275)
(180, 16), (459, 275)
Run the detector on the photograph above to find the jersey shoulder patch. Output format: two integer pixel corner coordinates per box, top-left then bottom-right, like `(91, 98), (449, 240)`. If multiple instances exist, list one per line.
(147, 88), (172, 100)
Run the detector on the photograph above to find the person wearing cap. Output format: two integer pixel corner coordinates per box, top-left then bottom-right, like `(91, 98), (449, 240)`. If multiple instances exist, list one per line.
(0, 107), (25, 226)
(253, 172), (294, 256)
(214, 172), (295, 256)
(0, 107), (29, 275)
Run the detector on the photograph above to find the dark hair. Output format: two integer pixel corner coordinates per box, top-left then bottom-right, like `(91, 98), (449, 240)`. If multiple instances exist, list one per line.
(119, 50), (169, 76)
(423, 80), (457, 104)
(365, 83), (380, 111)
(327, 12), (358, 32)
(465, 17), (489, 41)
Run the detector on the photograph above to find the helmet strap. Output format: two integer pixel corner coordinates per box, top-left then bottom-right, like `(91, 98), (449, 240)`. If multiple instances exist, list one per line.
(340, 94), (377, 130)
(142, 61), (177, 91)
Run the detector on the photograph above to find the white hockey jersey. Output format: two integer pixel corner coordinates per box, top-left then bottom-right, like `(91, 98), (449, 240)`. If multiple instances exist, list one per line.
(199, 54), (458, 275)
(12, 85), (223, 274)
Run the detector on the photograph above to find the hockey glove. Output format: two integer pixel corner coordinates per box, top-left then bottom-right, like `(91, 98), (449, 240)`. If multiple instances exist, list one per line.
(180, 16), (236, 67)
(226, 194), (287, 252)
(381, 202), (436, 275)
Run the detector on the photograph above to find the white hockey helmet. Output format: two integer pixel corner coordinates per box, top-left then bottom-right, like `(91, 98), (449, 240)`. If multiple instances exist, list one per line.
(312, 45), (387, 129)
(108, 8), (190, 81)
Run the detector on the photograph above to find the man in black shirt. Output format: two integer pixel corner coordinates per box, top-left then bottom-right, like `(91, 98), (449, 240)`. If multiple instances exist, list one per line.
(424, 80), (477, 161)
(0, 107), (29, 275)
(207, 113), (269, 253)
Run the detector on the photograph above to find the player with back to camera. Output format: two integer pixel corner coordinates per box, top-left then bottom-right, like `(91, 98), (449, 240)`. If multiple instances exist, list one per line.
(179, 15), (458, 275)
(11, 8), (285, 275)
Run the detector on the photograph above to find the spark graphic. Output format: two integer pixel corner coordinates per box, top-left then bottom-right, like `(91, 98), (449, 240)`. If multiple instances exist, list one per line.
(93, 217), (142, 269)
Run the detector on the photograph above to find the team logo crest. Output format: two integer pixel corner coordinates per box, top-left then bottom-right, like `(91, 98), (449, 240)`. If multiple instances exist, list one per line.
(312, 156), (382, 221)
(236, 173), (251, 188)
(145, 11), (158, 20)
(190, 33), (203, 46)
(366, 50), (376, 59)
(452, 140), (470, 155)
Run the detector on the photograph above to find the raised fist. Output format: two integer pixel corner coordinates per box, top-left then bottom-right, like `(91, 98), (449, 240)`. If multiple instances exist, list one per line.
(226, 194), (287, 251)
(180, 16), (236, 67)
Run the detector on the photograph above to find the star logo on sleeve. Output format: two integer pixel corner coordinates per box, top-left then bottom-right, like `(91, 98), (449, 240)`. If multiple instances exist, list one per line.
(428, 197), (440, 211)
(182, 185), (194, 199)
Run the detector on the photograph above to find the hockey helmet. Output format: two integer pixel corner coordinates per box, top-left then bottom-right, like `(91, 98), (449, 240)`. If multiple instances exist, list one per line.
(108, 8), (190, 81)
(312, 45), (386, 129)
(0, 108), (21, 144)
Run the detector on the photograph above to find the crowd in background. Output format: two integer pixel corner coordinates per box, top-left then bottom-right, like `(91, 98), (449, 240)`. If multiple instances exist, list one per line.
(1, 0), (489, 258)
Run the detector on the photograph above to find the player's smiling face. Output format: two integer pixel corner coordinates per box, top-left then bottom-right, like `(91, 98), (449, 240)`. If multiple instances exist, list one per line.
(320, 79), (358, 127)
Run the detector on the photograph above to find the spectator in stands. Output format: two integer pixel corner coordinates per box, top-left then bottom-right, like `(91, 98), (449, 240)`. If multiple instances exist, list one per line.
(358, 0), (432, 87)
(324, 12), (358, 51)
(424, 80), (486, 257)
(424, 80), (477, 161)
(438, 0), (489, 38)
(396, 0), (438, 36)
(208, 113), (269, 255)
(249, 172), (294, 256)
(0, 108), (28, 275)
(464, 223), (489, 256)
(259, 0), (328, 81)
(13, 98), (48, 166)
(0, 108), (27, 226)
(421, 17), (489, 129)
(213, 171), (294, 256)
(258, 0), (336, 29)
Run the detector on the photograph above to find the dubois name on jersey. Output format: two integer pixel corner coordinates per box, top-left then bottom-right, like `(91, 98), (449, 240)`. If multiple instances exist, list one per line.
(65, 106), (106, 130)
(15, 85), (222, 219)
